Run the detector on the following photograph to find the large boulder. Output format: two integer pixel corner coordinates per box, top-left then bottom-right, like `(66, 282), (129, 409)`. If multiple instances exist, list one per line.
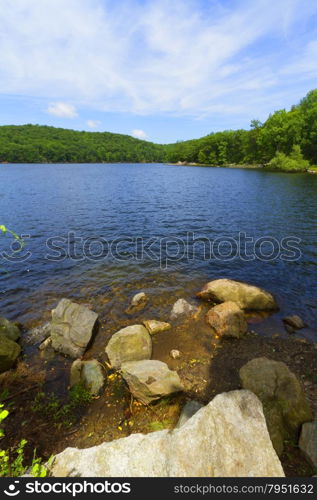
(170, 299), (198, 320)
(51, 299), (98, 358)
(0, 335), (21, 373)
(143, 320), (171, 335)
(50, 390), (284, 477)
(105, 325), (152, 369)
(197, 279), (277, 310)
(239, 357), (312, 455)
(0, 317), (21, 342)
(206, 301), (247, 338)
(121, 360), (183, 404)
(299, 422), (317, 472)
(70, 359), (105, 396)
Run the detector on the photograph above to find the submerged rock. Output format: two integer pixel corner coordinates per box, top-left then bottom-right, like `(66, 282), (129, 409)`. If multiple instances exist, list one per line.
(143, 320), (171, 335)
(206, 301), (247, 338)
(299, 422), (317, 472)
(125, 292), (149, 314)
(176, 400), (204, 428)
(197, 279), (277, 311)
(0, 317), (21, 342)
(170, 298), (198, 320)
(105, 325), (152, 369)
(51, 299), (98, 358)
(121, 359), (183, 404)
(170, 349), (181, 359)
(70, 359), (105, 396)
(50, 390), (284, 477)
(239, 357), (312, 456)
(0, 335), (21, 373)
(283, 315), (305, 330)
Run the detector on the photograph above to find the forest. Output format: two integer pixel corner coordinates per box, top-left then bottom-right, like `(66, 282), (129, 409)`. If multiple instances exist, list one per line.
(0, 89), (316, 170)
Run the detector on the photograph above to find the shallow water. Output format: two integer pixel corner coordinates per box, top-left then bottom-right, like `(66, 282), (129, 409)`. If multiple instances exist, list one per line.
(0, 163), (317, 338)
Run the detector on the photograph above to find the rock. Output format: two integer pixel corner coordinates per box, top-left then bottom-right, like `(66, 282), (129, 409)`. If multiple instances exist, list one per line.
(283, 315), (305, 330)
(26, 323), (51, 345)
(38, 336), (52, 351)
(197, 279), (277, 311)
(299, 422), (317, 472)
(239, 357), (313, 455)
(143, 320), (171, 335)
(0, 335), (21, 373)
(206, 301), (247, 338)
(131, 292), (148, 307)
(170, 349), (181, 359)
(125, 292), (148, 314)
(51, 299), (98, 358)
(121, 360), (184, 404)
(70, 359), (105, 396)
(105, 325), (152, 369)
(170, 299), (198, 320)
(50, 390), (284, 477)
(176, 400), (204, 428)
(0, 317), (21, 342)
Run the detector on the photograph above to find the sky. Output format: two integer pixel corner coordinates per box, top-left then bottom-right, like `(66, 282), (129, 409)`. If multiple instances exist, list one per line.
(0, 0), (317, 143)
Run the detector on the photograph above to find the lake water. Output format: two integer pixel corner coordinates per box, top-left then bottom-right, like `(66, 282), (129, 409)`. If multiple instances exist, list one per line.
(1, 163), (317, 339)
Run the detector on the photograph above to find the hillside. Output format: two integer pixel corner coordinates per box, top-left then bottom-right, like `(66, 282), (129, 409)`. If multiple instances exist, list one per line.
(0, 125), (165, 163)
(0, 89), (316, 167)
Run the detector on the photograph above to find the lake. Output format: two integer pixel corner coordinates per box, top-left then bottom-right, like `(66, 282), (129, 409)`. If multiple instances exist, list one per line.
(1, 163), (317, 339)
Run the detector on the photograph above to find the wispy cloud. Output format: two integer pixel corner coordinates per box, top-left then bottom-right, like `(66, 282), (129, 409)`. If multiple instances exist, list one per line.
(0, 0), (317, 120)
(47, 102), (78, 118)
(131, 129), (148, 140)
(87, 119), (101, 129)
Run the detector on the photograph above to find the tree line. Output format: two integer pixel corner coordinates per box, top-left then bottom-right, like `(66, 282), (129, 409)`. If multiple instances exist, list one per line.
(0, 89), (316, 170)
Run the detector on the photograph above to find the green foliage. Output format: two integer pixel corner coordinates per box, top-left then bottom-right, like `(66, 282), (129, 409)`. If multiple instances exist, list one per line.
(268, 145), (310, 172)
(0, 225), (25, 255)
(0, 89), (316, 167)
(0, 405), (48, 477)
(32, 384), (92, 428)
(0, 125), (165, 164)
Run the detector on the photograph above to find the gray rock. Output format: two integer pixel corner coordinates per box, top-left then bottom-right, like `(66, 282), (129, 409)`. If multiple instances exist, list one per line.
(51, 299), (98, 358)
(0, 335), (21, 373)
(299, 422), (317, 472)
(50, 390), (284, 477)
(105, 325), (152, 369)
(283, 315), (306, 330)
(206, 301), (247, 338)
(143, 320), (171, 335)
(0, 317), (21, 342)
(197, 279), (277, 310)
(121, 359), (184, 404)
(176, 400), (204, 428)
(70, 359), (105, 396)
(240, 357), (312, 456)
(170, 299), (198, 320)
(26, 323), (51, 345)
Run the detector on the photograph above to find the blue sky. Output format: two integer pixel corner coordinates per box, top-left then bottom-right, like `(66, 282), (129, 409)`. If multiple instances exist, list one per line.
(0, 0), (317, 143)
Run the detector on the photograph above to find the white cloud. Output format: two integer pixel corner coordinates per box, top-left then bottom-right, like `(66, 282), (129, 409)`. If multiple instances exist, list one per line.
(0, 0), (317, 119)
(87, 119), (101, 129)
(47, 102), (78, 118)
(131, 129), (148, 140)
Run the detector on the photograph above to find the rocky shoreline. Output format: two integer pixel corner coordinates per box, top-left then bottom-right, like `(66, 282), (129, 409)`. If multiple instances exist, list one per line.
(0, 278), (316, 477)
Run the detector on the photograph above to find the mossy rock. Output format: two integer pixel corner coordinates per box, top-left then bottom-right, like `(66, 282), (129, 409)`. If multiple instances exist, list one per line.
(0, 317), (21, 342)
(0, 335), (21, 373)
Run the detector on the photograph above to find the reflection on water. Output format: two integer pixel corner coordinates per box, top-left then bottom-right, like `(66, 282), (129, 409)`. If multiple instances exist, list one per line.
(0, 163), (316, 339)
